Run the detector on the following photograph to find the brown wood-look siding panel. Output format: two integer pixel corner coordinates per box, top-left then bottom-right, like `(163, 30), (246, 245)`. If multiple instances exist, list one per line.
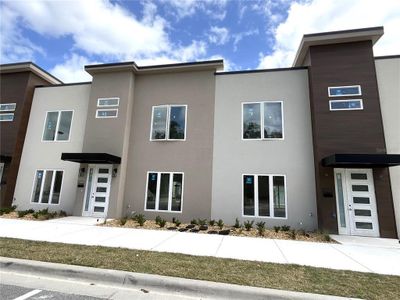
(0, 72), (54, 207)
(373, 168), (397, 238)
(308, 41), (397, 238)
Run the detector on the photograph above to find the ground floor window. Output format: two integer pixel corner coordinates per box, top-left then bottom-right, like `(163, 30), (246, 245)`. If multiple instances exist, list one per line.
(243, 174), (286, 218)
(31, 170), (63, 204)
(145, 171), (184, 212)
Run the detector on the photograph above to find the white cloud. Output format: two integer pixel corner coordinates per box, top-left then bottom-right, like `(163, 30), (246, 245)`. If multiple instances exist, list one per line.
(50, 54), (94, 83)
(1, 0), (214, 82)
(161, 0), (227, 20)
(208, 27), (230, 45)
(232, 29), (259, 51)
(0, 3), (44, 62)
(4, 0), (170, 60)
(259, 0), (400, 69)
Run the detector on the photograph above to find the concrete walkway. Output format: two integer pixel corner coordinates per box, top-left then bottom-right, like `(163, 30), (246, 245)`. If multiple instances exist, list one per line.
(0, 217), (399, 276)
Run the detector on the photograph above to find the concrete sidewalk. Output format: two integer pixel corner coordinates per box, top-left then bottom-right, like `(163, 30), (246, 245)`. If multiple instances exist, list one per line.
(0, 218), (399, 276)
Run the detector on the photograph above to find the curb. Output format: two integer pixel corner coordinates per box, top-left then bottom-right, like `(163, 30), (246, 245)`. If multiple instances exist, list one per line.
(0, 257), (359, 300)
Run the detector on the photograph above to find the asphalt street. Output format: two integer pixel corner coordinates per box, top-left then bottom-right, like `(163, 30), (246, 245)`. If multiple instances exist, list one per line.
(1, 283), (103, 300)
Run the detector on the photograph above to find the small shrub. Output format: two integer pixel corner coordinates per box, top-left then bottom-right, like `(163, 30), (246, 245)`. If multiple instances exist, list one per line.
(159, 219), (167, 228)
(155, 215), (162, 225)
(217, 219), (224, 229)
(59, 210), (67, 217)
(174, 219), (181, 227)
(244, 220), (254, 231)
(120, 218), (127, 226)
(0, 205), (17, 215)
(198, 219), (207, 226)
(135, 214), (146, 226)
(172, 217), (176, 224)
(33, 208), (51, 220)
(281, 225), (291, 232)
(234, 218), (241, 229)
(209, 219), (215, 226)
(17, 210), (34, 218)
(256, 221), (266, 236)
(288, 229), (296, 240)
(190, 219), (198, 225)
(274, 226), (281, 233)
(323, 234), (331, 242)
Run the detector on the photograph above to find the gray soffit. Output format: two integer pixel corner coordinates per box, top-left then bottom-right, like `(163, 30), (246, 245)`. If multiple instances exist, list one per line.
(293, 26), (384, 67)
(84, 59), (224, 75)
(0, 62), (63, 84)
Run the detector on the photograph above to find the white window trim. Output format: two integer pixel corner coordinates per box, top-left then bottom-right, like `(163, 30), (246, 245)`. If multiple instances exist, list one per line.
(96, 108), (119, 118)
(41, 110), (74, 142)
(97, 97), (120, 107)
(150, 104), (188, 141)
(30, 169), (64, 205)
(0, 103), (17, 112)
(0, 113), (14, 122)
(242, 173), (288, 219)
(329, 99), (364, 111)
(144, 171), (184, 213)
(241, 101), (284, 141)
(328, 85), (362, 97)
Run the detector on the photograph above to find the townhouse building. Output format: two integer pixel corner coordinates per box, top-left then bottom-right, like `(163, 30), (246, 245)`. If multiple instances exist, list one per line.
(7, 27), (400, 238)
(0, 63), (61, 207)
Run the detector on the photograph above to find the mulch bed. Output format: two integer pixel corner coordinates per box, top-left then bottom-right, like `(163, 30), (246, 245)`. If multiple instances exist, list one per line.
(100, 219), (334, 243)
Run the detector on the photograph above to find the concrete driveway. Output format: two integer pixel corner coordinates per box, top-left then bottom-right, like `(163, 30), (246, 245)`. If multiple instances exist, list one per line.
(0, 217), (399, 276)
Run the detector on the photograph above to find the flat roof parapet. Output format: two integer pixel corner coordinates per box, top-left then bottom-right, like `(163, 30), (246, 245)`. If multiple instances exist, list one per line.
(293, 26), (384, 67)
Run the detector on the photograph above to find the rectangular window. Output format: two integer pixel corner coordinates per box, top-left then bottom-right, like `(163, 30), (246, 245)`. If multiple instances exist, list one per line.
(243, 101), (283, 140)
(150, 105), (187, 141)
(145, 171), (184, 212)
(243, 174), (286, 218)
(328, 85), (361, 97)
(31, 170), (63, 204)
(96, 109), (118, 118)
(0, 103), (16, 111)
(42, 111), (73, 141)
(97, 97), (119, 107)
(329, 99), (363, 111)
(0, 113), (14, 122)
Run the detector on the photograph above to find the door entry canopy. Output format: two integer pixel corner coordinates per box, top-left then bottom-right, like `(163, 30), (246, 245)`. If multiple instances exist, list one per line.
(322, 154), (400, 168)
(61, 153), (121, 164)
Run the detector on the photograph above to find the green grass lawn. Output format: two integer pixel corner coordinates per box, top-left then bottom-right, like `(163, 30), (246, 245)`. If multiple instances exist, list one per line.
(1, 237), (399, 299)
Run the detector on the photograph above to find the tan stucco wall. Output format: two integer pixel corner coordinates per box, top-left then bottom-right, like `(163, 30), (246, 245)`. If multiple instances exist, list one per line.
(13, 84), (90, 213)
(375, 57), (400, 238)
(123, 70), (216, 222)
(212, 70), (318, 230)
(81, 71), (135, 218)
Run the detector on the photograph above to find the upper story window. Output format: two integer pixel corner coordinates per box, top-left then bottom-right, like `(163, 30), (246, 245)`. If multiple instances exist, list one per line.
(145, 171), (184, 212)
(0, 103), (16, 111)
(43, 111), (73, 141)
(243, 174), (286, 218)
(242, 101), (283, 140)
(150, 105), (187, 141)
(96, 97), (119, 118)
(328, 85), (361, 97)
(329, 99), (363, 111)
(0, 103), (16, 122)
(97, 97), (120, 107)
(31, 169), (63, 204)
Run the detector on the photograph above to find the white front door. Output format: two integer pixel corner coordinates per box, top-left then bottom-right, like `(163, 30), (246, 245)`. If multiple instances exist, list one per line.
(82, 165), (112, 218)
(334, 168), (380, 237)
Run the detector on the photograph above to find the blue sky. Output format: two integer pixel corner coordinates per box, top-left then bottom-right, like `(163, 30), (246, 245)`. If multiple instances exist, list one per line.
(1, 0), (399, 82)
